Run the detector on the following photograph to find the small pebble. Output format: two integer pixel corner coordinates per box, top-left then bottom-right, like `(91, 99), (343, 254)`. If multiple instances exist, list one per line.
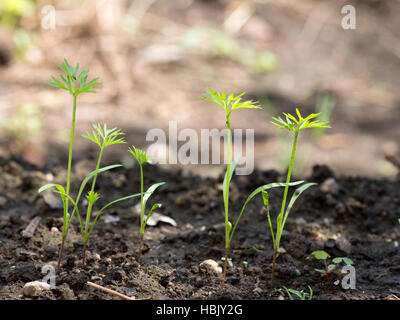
(23, 281), (51, 297)
(335, 236), (352, 254)
(50, 227), (59, 233)
(320, 178), (339, 195)
(199, 259), (222, 274)
(92, 253), (101, 261)
(253, 287), (263, 296)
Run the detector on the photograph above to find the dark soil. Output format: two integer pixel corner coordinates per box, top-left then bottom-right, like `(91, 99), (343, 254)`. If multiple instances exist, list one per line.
(0, 157), (399, 300)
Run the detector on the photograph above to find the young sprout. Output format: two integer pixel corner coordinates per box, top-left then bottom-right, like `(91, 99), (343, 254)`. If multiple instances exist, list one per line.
(41, 59), (101, 274)
(282, 286), (313, 300)
(40, 124), (144, 269)
(78, 124), (142, 268)
(202, 89), (303, 287)
(128, 146), (165, 264)
(311, 250), (354, 278)
(264, 108), (330, 286)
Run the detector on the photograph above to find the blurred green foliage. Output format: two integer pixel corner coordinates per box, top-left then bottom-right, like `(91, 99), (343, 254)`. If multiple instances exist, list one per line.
(311, 92), (336, 141)
(13, 29), (36, 56)
(0, 103), (43, 144)
(0, 0), (36, 58)
(0, 0), (35, 29)
(182, 26), (278, 73)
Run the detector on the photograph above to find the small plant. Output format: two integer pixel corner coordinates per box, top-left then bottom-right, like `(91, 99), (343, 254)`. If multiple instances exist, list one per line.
(128, 146), (165, 264)
(40, 59), (102, 273)
(40, 124), (144, 269)
(311, 250), (354, 277)
(263, 109), (330, 286)
(40, 60), (143, 271)
(283, 286), (313, 300)
(202, 89), (303, 286)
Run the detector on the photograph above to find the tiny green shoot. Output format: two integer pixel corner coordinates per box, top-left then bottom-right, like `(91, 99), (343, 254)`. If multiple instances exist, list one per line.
(41, 59), (101, 274)
(128, 146), (165, 264)
(263, 108), (330, 286)
(78, 124), (142, 268)
(311, 250), (354, 277)
(283, 286), (313, 300)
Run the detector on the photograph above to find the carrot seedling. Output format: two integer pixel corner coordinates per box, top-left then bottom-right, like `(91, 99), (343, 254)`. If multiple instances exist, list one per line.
(128, 146), (165, 264)
(40, 59), (102, 274)
(40, 124), (144, 269)
(311, 250), (353, 277)
(282, 286), (313, 300)
(202, 89), (303, 286)
(263, 108), (330, 286)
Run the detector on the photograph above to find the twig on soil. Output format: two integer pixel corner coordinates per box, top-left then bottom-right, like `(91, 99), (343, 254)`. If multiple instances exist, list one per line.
(21, 216), (41, 239)
(385, 155), (400, 170)
(86, 281), (136, 300)
(385, 294), (400, 300)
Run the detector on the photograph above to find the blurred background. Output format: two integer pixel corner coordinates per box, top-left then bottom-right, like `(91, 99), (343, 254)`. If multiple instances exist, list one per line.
(0, 0), (399, 178)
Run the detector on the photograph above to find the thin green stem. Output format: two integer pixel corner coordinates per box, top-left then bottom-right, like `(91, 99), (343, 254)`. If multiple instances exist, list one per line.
(222, 116), (232, 285)
(84, 147), (104, 242)
(64, 95), (77, 235)
(90, 147), (104, 193)
(138, 162), (144, 264)
(275, 130), (299, 250)
(139, 163), (144, 235)
(225, 116), (231, 251)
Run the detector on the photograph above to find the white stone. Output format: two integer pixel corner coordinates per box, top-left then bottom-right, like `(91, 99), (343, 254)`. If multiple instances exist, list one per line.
(23, 281), (51, 297)
(199, 259), (222, 274)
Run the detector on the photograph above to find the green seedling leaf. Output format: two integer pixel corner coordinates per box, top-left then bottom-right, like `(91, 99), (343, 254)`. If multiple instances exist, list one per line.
(222, 156), (240, 207)
(283, 287), (311, 300)
(327, 264), (336, 271)
(332, 257), (343, 264)
(308, 286), (313, 300)
(281, 182), (317, 229)
(52, 189), (83, 233)
(75, 164), (122, 206)
(128, 146), (151, 165)
(226, 220), (232, 234)
(271, 108), (330, 133)
(38, 183), (62, 193)
(86, 190), (100, 205)
(84, 124), (126, 149)
(143, 203), (162, 229)
(142, 182), (166, 214)
(332, 257), (354, 265)
(315, 268), (326, 274)
(88, 192), (144, 238)
(66, 164), (123, 231)
(283, 287), (294, 300)
(312, 250), (330, 260)
(290, 289), (306, 300)
(228, 180), (304, 245)
(262, 190), (276, 247)
(202, 89), (261, 115)
(48, 59), (101, 96)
